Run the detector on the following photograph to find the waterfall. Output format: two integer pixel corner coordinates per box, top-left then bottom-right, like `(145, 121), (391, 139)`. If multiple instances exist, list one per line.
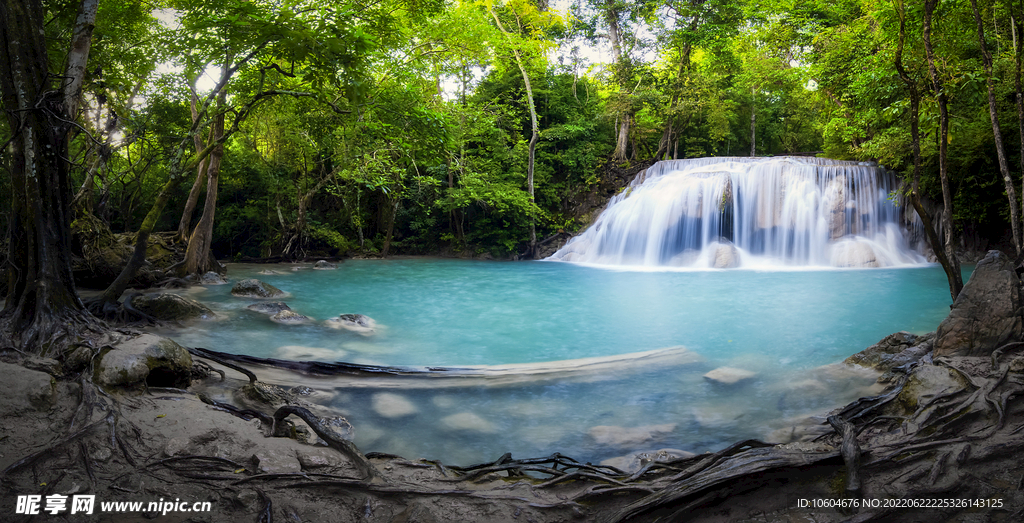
(548, 157), (926, 268)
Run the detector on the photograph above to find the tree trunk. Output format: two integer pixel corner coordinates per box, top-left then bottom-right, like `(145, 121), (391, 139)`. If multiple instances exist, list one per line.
(750, 98), (756, 157)
(183, 89), (226, 276)
(895, 0), (962, 301)
(0, 0), (95, 353)
(923, 0), (963, 298)
(970, 0), (1022, 254)
(605, 1), (632, 163)
(176, 91), (211, 242)
(489, 6), (539, 257)
(1013, 11), (1024, 245)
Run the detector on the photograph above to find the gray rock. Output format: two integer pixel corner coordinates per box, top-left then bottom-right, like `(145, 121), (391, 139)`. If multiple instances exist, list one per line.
(201, 271), (228, 285)
(934, 250), (1023, 357)
(94, 334), (193, 389)
(270, 309), (312, 324)
(313, 260), (338, 270)
(307, 416), (355, 446)
(710, 241), (740, 268)
(231, 278), (284, 298)
(703, 366), (756, 385)
(129, 293), (215, 321)
(252, 449), (302, 474)
(371, 392), (417, 418)
(588, 424), (676, 447)
(0, 362), (57, 415)
(600, 448), (695, 473)
(246, 301), (291, 315)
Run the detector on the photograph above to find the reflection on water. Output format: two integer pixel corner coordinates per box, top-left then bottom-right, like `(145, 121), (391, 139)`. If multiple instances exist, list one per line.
(154, 259), (956, 465)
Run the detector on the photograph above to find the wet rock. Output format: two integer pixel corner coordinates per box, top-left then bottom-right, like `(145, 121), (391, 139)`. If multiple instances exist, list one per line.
(94, 334), (192, 389)
(257, 269), (279, 275)
(892, 364), (969, 415)
(440, 412), (497, 433)
(0, 362), (57, 415)
(371, 393), (417, 418)
(325, 314), (377, 335)
(270, 310), (312, 324)
(240, 381), (292, 407)
(709, 241), (740, 268)
(163, 437), (190, 457)
(934, 250), (1024, 357)
(246, 301), (291, 315)
(231, 278), (284, 298)
(588, 424), (676, 447)
(313, 260), (338, 270)
(130, 293), (215, 321)
(831, 239), (879, 267)
(201, 271), (228, 285)
(703, 366), (756, 385)
(846, 331), (934, 382)
(297, 448), (345, 469)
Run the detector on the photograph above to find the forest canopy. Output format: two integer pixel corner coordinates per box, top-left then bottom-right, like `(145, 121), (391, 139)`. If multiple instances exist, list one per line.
(3, 0), (1024, 265)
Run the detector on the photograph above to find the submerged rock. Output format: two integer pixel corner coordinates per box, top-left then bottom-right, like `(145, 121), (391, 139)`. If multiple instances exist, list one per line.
(129, 293), (215, 321)
(201, 271), (228, 285)
(246, 301), (291, 315)
(371, 393), (417, 418)
(94, 334), (192, 389)
(270, 310), (312, 324)
(313, 260), (338, 270)
(325, 313), (377, 335)
(231, 278), (284, 298)
(440, 412), (498, 433)
(588, 424), (676, 447)
(934, 250), (1024, 357)
(703, 366), (756, 385)
(258, 269), (279, 275)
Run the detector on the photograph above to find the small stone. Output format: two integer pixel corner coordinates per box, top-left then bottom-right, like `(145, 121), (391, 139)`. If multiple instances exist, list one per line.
(371, 393), (417, 418)
(313, 260), (338, 270)
(130, 293), (215, 321)
(257, 269), (279, 275)
(325, 314), (377, 335)
(90, 446), (113, 462)
(440, 412), (497, 433)
(703, 366), (756, 385)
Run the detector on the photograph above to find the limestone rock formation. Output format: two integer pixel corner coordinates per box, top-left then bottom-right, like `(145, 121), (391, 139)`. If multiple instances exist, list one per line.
(934, 250), (1023, 357)
(709, 241), (740, 268)
(129, 293), (216, 321)
(94, 334), (193, 389)
(231, 278), (284, 298)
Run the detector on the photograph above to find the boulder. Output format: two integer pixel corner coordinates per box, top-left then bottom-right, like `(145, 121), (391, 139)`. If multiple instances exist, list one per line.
(231, 278), (284, 298)
(325, 314), (377, 335)
(270, 310), (312, 324)
(246, 302), (291, 315)
(703, 366), (756, 385)
(934, 250), (1024, 357)
(94, 334), (192, 389)
(129, 293), (215, 321)
(831, 239), (879, 268)
(709, 241), (740, 268)
(313, 260), (338, 270)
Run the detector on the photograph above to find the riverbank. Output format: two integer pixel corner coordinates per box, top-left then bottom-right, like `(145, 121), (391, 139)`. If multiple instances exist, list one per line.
(1, 251), (1022, 521)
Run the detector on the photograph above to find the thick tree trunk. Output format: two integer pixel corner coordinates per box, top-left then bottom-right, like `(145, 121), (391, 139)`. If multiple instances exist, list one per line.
(970, 0), (1022, 254)
(923, 0), (963, 298)
(895, 0), (962, 301)
(605, 1), (632, 163)
(1, 0), (95, 353)
(1013, 12), (1024, 244)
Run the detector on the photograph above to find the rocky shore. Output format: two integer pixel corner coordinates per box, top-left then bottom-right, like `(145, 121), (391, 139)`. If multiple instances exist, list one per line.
(2, 251), (1023, 521)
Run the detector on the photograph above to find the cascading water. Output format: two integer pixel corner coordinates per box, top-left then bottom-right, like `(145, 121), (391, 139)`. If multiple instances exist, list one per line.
(549, 157), (926, 268)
